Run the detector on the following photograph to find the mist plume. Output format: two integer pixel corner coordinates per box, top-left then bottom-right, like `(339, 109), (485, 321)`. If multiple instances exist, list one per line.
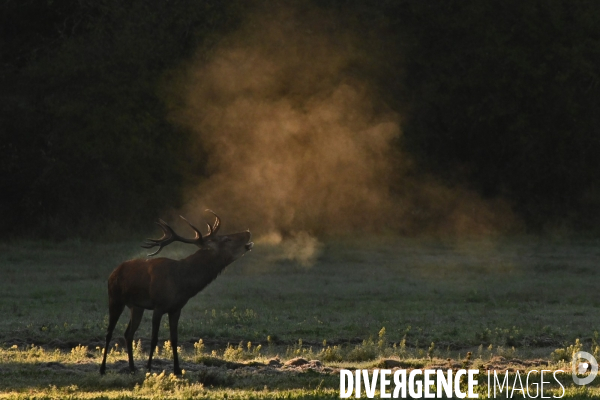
(170, 3), (516, 243)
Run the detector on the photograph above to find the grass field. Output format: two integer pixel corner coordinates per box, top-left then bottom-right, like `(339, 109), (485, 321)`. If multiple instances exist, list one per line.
(1, 235), (600, 398)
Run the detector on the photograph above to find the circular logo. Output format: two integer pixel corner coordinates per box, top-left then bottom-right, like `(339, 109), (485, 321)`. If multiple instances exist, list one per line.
(572, 351), (598, 385)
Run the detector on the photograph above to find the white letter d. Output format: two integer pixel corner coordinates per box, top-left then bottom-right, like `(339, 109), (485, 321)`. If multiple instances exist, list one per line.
(340, 369), (353, 398)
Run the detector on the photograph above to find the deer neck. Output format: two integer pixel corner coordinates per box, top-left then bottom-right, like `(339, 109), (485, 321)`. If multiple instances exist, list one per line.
(179, 250), (230, 295)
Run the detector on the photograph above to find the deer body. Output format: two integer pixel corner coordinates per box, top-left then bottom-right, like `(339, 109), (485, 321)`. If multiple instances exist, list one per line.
(111, 253), (233, 311)
(99, 211), (252, 375)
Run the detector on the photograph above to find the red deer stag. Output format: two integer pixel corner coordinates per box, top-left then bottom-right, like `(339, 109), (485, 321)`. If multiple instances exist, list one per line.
(100, 210), (253, 375)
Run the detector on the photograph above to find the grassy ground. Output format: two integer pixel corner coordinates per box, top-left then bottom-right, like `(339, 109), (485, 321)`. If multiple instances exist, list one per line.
(0, 235), (599, 398)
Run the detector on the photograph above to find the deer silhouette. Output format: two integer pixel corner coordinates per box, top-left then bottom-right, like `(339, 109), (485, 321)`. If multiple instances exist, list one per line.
(99, 210), (253, 375)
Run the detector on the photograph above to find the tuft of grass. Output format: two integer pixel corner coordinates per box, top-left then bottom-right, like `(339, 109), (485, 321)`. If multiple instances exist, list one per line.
(134, 370), (205, 397)
(70, 344), (89, 361)
(319, 345), (343, 362)
(223, 341), (262, 361)
(552, 338), (583, 362)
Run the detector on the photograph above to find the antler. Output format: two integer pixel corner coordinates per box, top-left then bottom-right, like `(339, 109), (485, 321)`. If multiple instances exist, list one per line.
(142, 217), (205, 256)
(141, 211), (222, 256)
(205, 209), (221, 236)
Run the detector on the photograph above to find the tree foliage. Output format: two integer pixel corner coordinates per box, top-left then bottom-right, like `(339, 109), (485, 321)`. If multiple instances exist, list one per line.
(396, 0), (600, 229)
(1, 0), (242, 237)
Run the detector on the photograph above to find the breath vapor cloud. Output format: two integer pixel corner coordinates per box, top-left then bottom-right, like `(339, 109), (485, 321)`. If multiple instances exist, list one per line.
(171, 3), (515, 246)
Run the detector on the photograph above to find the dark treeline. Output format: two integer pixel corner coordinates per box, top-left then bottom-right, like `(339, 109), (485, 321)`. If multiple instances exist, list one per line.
(1, 0), (247, 237)
(2, 0), (600, 238)
(396, 0), (600, 230)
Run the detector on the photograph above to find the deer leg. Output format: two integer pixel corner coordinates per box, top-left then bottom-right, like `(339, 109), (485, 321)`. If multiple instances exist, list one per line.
(100, 300), (125, 374)
(168, 309), (182, 375)
(124, 306), (144, 373)
(146, 310), (163, 372)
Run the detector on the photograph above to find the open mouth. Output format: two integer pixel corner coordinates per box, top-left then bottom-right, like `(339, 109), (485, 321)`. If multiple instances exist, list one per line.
(245, 230), (253, 251)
